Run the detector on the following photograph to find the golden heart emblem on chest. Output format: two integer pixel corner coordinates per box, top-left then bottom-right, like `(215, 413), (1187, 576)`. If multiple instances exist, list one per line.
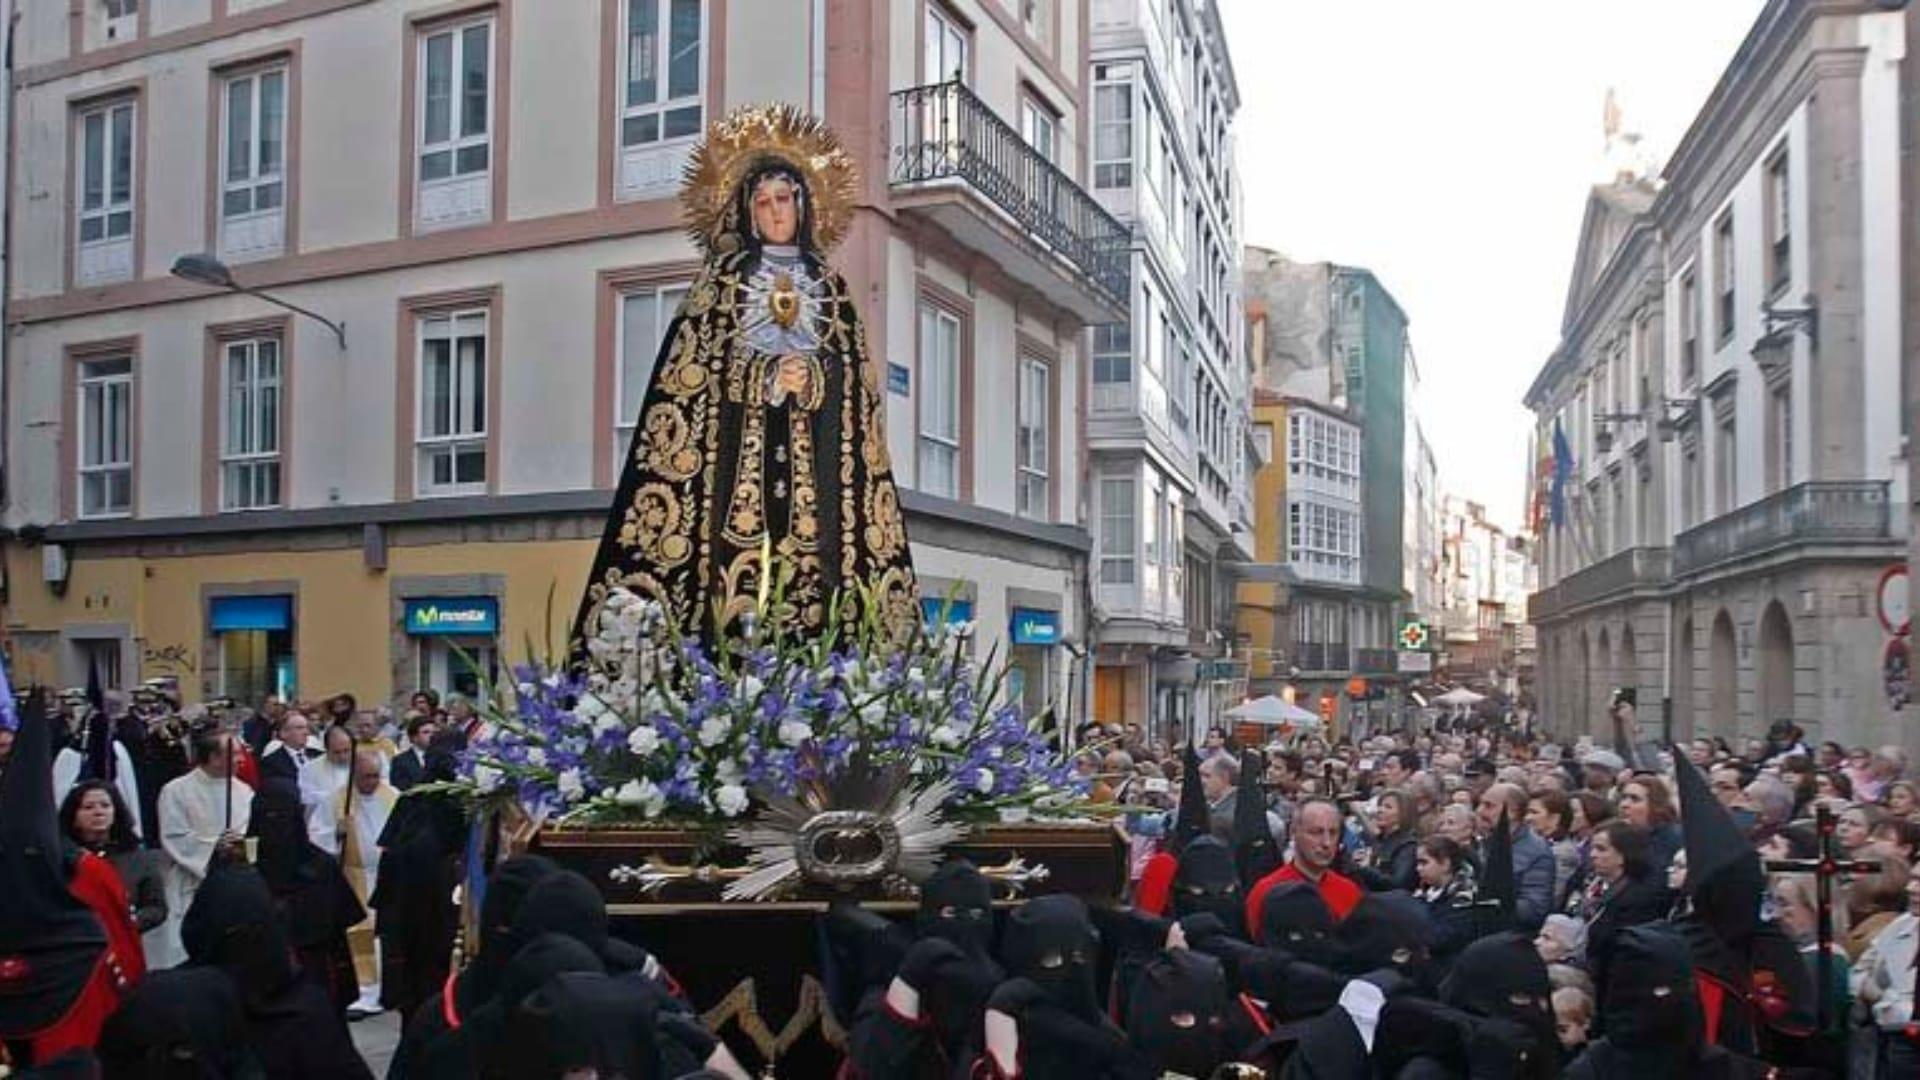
(768, 274), (800, 329)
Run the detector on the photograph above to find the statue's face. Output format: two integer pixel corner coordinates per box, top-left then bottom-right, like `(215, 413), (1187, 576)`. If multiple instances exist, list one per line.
(751, 176), (799, 245)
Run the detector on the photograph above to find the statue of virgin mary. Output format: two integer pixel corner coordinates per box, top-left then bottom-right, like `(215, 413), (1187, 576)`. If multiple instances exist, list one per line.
(575, 106), (919, 654)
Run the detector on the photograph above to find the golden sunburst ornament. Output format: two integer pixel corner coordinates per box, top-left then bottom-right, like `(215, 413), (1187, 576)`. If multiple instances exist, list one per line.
(681, 104), (860, 256)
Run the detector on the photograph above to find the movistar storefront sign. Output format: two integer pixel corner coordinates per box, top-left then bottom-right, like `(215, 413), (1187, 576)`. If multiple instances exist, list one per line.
(404, 597), (500, 636)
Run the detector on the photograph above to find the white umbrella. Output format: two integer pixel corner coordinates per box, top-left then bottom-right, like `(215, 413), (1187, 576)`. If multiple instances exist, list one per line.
(1433, 687), (1486, 707)
(1225, 695), (1324, 728)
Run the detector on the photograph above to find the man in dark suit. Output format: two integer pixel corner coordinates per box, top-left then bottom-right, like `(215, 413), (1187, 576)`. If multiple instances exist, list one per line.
(257, 709), (321, 789)
(388, 713), (439, 792)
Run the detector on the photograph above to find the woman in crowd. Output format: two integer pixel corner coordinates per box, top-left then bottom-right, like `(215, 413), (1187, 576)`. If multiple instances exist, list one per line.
(1578, 820), (1669, 997)
(1843, 840), (1910, 962)
(1368, 788), (1420, 891)
(1526, 789), (1579, 908)
(59, 779), (167, 945)
(1615, 773), (1680, 875)
(1838, 803), (1889, 858)
(1770, 872), (1851, 1038)
(1815, 769), (1855, 803)
(1884, 779), (1919, 820)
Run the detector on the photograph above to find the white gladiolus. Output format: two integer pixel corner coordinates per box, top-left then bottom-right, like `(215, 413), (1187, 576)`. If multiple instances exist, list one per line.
(736, 675), (765, 702)
(929, 724), (961, 749)
(777, 719), (813, 747)
(474, 764), (502, 794)
(860, 699), (887, 726)
(697, 717), (729, 747)
(973, 768), (995, 794)
(526, 748), (547, 768)
(557, 768), (585, 803)
(715, 784), (750, 817)
(627, 726), (661, 756)
(715, 759), (745, 785)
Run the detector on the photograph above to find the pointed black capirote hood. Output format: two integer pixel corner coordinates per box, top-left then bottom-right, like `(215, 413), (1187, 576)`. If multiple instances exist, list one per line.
(1233, 748), (1280, 888)
(1675, 750), (1762, 945)
(1173, 741), (1208, 854)
(79, 659), (113, 783)
(0, 690), (109, 1039)
(1482, 806), (1516, 925)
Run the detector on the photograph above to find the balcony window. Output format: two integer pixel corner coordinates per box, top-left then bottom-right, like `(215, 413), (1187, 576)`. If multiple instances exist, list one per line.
(75, 99), (136, 286)
(416, 17), (493, 230)
(78, 356), (134, 519)
(917, 301), (962, 499)
(619, 0), (705, 199)
(221, 338), (282, 511)
(220, 66), (287, 262)
(925, 4), (969, 83)
(1019, 98), (1057, 165)
(1768, 385), (1792, 493)
(1016, 357), (1049, 519)
(1715, 417), (1736, 514)
(1099, 475), (1136, 585)
(417, 310), (489, 496)
(1093, 74), (1132, 190)
(1679, 270), (1699, 385)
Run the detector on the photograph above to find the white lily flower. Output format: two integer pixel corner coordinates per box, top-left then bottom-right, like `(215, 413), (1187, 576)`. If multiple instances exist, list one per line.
(697, 717), (729, 747)
(556, 768), (585, 803)
(778, 719), (813, 748)
(474, 764), (502, 794)
(526, 747), (547, 768)
(974, 768), (995, 794)
(715, 784), (750, 817)
(616, 778), (665, 817)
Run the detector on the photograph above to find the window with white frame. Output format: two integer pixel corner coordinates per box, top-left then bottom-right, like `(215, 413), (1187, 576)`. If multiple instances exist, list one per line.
(621, 0), (704, 154)
(78, 356), (133, 519)
(1099, 475), (1136, 584)
(1287, 498), (1359, 583)
(1286, 410), (1359, 496)
(917, 301), (961, 499)
(75, 98), (136, 285)
(221, 338), (282, 510)
(1021, 0), (1052, 50)
(101, 0), (138, 42)
(925, 4), (968, 83)
(1020, 98), (1057, 164)
(417, 310), (489, 496)
(416, 17), (493, 229)
(220, 66), (287, 261)
(1016, 356), (1049, 519)
(1093, 69), (1132, 190)
(616, 282), (689, 442)
(1765, 150), (1790, 296)
(1713, 212), (1735, 344)
(1092, 322), (1131, 411)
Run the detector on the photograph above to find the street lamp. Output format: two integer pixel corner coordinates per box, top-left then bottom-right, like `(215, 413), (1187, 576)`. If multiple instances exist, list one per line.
(171, 253), (348, 350)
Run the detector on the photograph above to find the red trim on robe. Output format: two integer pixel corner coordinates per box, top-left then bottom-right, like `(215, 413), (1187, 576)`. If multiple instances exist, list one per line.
(25, 956), (122, 1063)
(69, 851), (144, 986)
(1243, 864), (1363, 938)
(1697, 972), (1726, 1046)
(1135, 852), (1177, 917)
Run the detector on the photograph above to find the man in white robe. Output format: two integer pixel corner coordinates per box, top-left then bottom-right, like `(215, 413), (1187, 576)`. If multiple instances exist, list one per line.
(156, 730), (253, 968)
(299, 722), (354, 823)
(311, 748), (398, 1016)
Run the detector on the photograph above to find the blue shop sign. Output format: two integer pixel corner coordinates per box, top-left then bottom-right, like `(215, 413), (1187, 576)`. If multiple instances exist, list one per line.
(405, 597), (500, 636)
(1011, 608), (1060, 646)
(921, 597), (974, 626)
(209, 595), (293, 632)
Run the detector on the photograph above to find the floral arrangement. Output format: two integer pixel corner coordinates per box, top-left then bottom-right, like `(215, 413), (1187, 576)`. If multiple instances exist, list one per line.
(451, 582), (1090, 828)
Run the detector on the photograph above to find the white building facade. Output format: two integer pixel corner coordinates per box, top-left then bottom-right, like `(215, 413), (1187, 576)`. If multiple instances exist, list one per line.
(1528, 0), (1910, 751)
(2, 0), (1121, 718)
(1085, 0), (1251, 739)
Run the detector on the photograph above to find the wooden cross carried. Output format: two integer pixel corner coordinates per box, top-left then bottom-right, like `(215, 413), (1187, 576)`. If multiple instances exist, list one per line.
(1762, 804), (1880, 1031)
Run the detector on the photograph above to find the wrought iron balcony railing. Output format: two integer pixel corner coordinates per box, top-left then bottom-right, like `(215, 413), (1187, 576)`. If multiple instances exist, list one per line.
(890, 81), (1130, 309)
(1673, 480), (1890, 577)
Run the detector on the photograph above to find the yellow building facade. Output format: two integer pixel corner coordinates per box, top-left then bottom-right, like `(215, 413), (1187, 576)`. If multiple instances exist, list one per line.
(1235, 391), (1290, 695)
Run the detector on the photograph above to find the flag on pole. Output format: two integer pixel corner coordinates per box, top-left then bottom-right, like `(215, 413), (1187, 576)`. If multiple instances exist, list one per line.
(1549, 418), (1573, 530)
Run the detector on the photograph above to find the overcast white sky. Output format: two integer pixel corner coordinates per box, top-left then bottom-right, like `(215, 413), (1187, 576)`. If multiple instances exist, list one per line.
(1217, 0), (1765, 531)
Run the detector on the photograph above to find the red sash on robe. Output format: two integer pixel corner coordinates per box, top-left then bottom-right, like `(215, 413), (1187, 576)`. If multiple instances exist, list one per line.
(20, 852), (144, 1062)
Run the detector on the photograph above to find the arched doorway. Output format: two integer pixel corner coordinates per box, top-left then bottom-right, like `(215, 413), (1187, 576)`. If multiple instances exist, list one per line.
(1672, 615), (1695, 740)
(1710, 610), (1738, 737)
(1757, 601), (1794, 730)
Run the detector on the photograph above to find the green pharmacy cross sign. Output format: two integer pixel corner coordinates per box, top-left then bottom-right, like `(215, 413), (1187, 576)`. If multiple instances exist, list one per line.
(1398, 620), (1431, 651)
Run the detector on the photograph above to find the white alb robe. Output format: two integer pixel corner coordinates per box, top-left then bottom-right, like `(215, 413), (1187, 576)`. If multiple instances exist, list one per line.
(156, 770), (254, 968)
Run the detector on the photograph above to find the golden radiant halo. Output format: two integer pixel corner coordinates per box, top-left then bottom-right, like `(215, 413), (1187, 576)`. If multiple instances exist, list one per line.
(681, 104), (860, 256)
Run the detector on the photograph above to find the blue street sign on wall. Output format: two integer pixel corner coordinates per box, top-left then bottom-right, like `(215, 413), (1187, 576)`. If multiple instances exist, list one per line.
(405, 597), (500, 636)
(1011, 608), (1060, 646)
(887, 363), (911, 396)
(921, 597), (973, 627)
